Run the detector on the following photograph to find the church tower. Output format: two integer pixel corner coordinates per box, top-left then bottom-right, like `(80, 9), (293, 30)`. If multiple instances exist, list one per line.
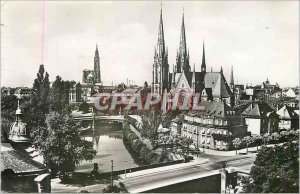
(176, 10), (190, 73)
(230, 66), (235, 107)
(152, 5), (169, 95)
(201, 42), (206, 72)
(94, 45), (101, 84)
(230, 66), (234, 90)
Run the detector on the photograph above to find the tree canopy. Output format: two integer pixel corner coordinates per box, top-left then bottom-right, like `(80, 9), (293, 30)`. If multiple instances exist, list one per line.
(242, 140), (299, 193)
(35, 111), (96, 177)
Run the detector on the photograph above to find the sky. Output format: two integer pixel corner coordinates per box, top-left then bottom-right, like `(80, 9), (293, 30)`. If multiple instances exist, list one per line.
(1, 0), (299, 88)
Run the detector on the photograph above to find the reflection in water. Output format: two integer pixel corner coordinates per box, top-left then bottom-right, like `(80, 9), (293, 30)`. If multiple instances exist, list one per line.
(75, 122), (139, 173)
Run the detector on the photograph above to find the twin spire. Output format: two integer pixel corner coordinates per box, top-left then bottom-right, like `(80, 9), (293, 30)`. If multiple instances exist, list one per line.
(155, 5), (207, 74)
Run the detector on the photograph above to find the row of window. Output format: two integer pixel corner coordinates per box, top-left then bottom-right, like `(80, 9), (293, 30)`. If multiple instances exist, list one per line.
(280, 120), (291, 125)
(182, 124), (229, 135)
(184, 116), (229, 125)
(183, 134), (229, 146)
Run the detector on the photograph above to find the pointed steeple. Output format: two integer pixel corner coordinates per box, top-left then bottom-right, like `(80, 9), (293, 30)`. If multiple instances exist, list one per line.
(95, 44), (99, 56)
(176, 8), (190, 73)
(230, 66), (234, 86)
(179, 9), (187, 59)
(157, 4), (165, 57)
(172, 64), (176, 84)
(94, 44), (101, 83)
(192, 63), (196, 90)
(201, 42), (206, 72)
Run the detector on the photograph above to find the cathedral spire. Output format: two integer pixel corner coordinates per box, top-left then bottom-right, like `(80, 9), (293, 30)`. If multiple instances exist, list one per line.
(172, 64), (176, 85)
(230, 66), (234, 86)
(177, 8), (190, 72)
(192, 63), (196, 90)
(179, 8), (187, 58)
(95, 44), (99, 56)
(157, 3), (165, 57)
(201, 42), (206, 72)
(152, 4), (169, 95)
(94, 44), (101, 83)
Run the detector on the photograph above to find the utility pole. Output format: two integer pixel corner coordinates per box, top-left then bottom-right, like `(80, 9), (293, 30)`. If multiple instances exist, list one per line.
(111, 160), (114, 187)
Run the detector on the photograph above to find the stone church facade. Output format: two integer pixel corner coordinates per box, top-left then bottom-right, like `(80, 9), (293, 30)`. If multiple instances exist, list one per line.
(151, 8), (235, 107)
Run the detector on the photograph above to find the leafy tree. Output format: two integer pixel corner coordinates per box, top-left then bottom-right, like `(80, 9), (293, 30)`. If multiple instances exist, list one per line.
(242, 141), (299, 193)
(252, 134), (263, 151)
(262, 133), (272, 145)
(27, 65), (50, 137)
(34, 111), (96, 178)
(141, 109), (161, 140)
(79, 102), (90, 113)
(242, 136), (253, 154)
(49, 76), (71, 113)
(1, 95), (18, 140)
(232, 138), (242, 155)
(271, 132), (280, 143)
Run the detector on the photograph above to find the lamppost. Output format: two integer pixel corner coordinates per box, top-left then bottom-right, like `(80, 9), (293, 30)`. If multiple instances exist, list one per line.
(111, 160), (114, 187)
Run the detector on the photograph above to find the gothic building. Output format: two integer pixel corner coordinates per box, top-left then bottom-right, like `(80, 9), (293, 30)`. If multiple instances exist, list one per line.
(152, 7), (169, 94)
(82, 45), (102, 85)
(70, 45), (105, 103)
(152, 8), (234, 106)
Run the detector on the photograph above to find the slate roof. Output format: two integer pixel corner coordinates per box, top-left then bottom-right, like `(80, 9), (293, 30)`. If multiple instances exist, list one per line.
(169, 71), (232, 98)
(242, 101), (275, 117)
(1, 143), (45, 173)
(172, 112), (186, 123)
(188, 101), (236, 118)
(276, 105), (299, 120)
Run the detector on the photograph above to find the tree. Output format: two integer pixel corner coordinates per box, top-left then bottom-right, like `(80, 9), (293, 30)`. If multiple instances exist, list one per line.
(79, 102), (90, 113)
(252, 134), (263, 151)
(242, 141), (299, 193)
(1, 95), (18, 141)
(141, 109), (161, 140)
(232, 138), (242, 155)
(49, 76), (71, 113)
(262, 133), (271, 145)
(27, 65), (50, 137)
(34, 111), (96, 177)
(271, 132), (280, 144)
(242, 136), (253, 154)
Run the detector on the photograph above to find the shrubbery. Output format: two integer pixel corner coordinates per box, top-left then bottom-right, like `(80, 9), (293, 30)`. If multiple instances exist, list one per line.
(123, 121), (170, 165)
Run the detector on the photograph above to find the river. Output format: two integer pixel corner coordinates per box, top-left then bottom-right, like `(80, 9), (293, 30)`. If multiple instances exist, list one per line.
(75, 121), (139, 173)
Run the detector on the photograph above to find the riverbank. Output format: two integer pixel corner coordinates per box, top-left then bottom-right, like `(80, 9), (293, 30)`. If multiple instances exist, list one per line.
(123, 120), (171, 165)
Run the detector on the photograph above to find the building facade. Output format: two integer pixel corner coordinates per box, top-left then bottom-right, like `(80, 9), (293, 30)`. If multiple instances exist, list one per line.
(276, 105), (299, 130)
(242, 101), (279, 135)
(179, 101), (247, 151)
(151, 8), (234, 108)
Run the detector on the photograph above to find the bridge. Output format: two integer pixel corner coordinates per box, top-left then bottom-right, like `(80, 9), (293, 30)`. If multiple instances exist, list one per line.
(115, 156), (255, 193)
(72, 111), (124, 122)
